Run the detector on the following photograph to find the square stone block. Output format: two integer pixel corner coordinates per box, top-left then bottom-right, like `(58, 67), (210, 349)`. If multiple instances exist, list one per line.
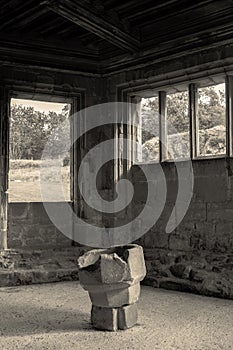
(77, 249), (106, 269)
(118, 303), (138, 330)
(100, 253), (130, 284)
(123, 245), (146, 283)
(91, 303), (138, 331)
(78, 252), (129, 286)
(91, 305), (118, 331)
(89, 282), (140, 307)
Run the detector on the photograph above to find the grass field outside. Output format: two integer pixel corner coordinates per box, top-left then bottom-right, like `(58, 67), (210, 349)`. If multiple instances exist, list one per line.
(9, 159), (70, 202)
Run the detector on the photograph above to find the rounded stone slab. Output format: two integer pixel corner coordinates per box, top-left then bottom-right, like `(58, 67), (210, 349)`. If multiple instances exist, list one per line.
(89, 282), (140, 308)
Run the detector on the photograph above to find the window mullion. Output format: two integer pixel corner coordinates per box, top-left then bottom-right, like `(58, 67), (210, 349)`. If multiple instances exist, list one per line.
(226, 75), (233, 157)
(159, 91), (167, 162)
(189, 83), (198, 159)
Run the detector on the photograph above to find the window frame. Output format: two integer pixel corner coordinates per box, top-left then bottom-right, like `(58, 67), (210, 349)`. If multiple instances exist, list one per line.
(9, 95), (74, 203)
(127, 74), (232, 163)
(8, 90), (84, 204)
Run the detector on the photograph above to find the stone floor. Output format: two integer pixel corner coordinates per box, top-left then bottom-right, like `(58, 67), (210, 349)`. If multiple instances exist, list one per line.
(0, 282), (232, 350)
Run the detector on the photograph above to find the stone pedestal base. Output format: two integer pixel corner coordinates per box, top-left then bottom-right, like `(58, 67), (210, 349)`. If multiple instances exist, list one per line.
(78, 244), (146, 331)
(91, 303), (138, 331)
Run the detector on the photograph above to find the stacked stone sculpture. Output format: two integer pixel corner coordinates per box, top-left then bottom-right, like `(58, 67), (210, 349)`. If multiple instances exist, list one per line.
(77, 244), (146, 331)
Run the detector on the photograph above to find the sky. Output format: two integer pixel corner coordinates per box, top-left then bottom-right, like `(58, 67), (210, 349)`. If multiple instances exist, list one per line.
(11, 98), (67, 114)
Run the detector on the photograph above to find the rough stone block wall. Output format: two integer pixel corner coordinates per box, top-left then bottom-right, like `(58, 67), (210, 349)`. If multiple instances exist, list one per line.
(8, 202), (72, 249)
(132, 158), (233, 299)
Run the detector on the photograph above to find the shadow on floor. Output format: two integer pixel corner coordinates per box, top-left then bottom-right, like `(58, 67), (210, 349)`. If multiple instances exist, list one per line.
(0, 303), (95, 336)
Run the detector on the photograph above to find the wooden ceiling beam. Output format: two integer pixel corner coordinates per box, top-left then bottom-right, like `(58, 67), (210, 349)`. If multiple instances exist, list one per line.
(42, 0), (140, 52)
(125, 0), (187, 20)
(57, 25), (79, 36)
(38, 17), (63, 34)
(104, 0), (143, 11)
(41, 20), (69, 35)
(0, 5), (47, 30)
(13, 8), (48, 28)
(136, 0), (218, 24)
(0, 35), (100, 71)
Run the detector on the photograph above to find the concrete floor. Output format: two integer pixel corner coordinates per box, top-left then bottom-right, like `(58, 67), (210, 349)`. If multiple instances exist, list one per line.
(0, 282), (232, 350)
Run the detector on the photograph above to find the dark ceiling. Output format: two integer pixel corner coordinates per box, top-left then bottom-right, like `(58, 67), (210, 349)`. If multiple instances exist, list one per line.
(0, 0), (233, 74)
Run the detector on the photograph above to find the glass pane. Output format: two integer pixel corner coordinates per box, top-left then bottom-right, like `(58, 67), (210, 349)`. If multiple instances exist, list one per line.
(9, 99), (71, 202)
(140, 96), (159, 162)
(167, 90), (190, 159)
(198, 83), (226, 156)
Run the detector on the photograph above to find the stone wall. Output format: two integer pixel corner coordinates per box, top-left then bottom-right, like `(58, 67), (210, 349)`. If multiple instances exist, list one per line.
(131, 158), (233, 299)
(8, 202), (72, 249)
(0, 246), (83, 287)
